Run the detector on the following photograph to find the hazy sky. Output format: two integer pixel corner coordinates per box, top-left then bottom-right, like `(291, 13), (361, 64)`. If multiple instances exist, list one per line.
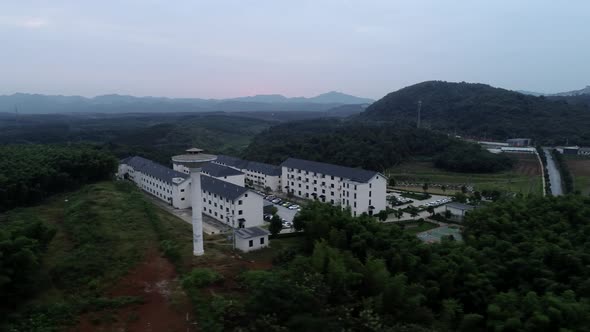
(1, 1), (589, 99)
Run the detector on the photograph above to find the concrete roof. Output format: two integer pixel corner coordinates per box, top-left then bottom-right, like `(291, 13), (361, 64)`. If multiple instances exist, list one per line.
(202, 162), (243, 177)
(215, 155), (281, 176)
(201, 175), (249, 201)
(446, 202), (477, 211)
(123, 156), (188, 184)
(281, 157), (378, 183)
(235, 226), (270, 239)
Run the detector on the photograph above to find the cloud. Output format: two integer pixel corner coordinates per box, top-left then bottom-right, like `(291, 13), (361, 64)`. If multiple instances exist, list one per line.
(0, 16), (48, 29)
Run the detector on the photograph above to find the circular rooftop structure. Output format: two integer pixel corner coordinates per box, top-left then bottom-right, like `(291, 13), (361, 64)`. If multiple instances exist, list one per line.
(172, 148), (217, 168)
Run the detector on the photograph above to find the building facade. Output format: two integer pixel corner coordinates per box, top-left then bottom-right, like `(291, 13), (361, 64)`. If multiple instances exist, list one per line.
(214, 155), (282, 191)
(119, 156), (263, 228)
(280, 158), (386, 216)
(234, 226), (270, 252)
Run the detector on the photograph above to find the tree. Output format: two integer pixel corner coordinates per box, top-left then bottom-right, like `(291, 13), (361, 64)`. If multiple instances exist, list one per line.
(422, 183), (429, 193)
(426, 206), (435, 216)
(441, 185), (447, 193)
(388, 177), (396, 187)
(264, 186), (272, 194)
(268, 215), (283, 236)
(269, 206), (278, 216)
(377, 210), (388, 221)
(444, 209), (452, 219)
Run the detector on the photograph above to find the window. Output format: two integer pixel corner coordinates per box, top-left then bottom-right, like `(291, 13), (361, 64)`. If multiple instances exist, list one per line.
(331, 176), (334, 180)
(330, 199), (334, 204)
(245, 193), (248, 197)
(354, 202), (357, 208)
(249, 240), (253, 247)
(354, 193), (357, 199)
(238, 200), (243, 205)
(260, 237), (265, 245)
(369, 191), (372, 197)
(298, 190), (301, 195)
(369, 183), (372, 188)
(369, 199), (372, 205)
(331, 183), (334, 188)
(331, 191), (334, 196)
(214, 203), (217, 207)
(306, 185), (309, 189)
(238, 210), (243, 215)
(322, 189), (325, 194)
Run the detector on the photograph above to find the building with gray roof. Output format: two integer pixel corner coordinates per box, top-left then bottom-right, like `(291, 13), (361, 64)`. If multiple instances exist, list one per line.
(234, 226), (269, 252)
(214, 155), (282, 191)
(280, 157), (386, 217)
(118, 156), (263, 229)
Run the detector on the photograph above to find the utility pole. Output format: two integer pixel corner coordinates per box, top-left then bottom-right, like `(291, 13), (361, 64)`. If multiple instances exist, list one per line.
(416, 100), (422, 129)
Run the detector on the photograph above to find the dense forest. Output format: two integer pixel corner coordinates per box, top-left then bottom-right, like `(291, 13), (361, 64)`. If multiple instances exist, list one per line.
(200, 196), (590, 331)
(243, 119), (513, 173)
(0, 145), (117, 211)
(360, 81), (590, 145)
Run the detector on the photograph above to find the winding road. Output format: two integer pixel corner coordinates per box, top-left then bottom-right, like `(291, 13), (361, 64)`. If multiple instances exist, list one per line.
(543, 148), (563, 196)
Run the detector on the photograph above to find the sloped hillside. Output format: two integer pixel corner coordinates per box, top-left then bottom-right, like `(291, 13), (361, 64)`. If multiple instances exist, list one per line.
(361, 81), (590, 145)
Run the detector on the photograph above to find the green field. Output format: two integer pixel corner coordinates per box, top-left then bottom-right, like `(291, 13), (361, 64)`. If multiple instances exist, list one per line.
(387, 155), (543, 195)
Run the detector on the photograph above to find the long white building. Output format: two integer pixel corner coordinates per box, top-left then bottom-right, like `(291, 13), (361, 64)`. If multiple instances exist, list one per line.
(118, 156), (263, 229)
(280, 158), (387, 216)
(213, 155), (282, 191)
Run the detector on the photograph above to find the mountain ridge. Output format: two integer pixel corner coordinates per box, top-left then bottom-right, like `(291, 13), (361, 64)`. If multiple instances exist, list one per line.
(359, 80), (590, 145)
(0, 91), (373, 114)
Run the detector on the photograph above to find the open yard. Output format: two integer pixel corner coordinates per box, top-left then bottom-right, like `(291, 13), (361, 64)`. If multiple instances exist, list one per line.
(565, 156), (590, 195)
(387, 153), (543, 195)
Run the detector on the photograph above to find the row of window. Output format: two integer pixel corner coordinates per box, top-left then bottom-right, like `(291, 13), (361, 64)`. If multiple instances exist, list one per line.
(248, 237), (265, 247)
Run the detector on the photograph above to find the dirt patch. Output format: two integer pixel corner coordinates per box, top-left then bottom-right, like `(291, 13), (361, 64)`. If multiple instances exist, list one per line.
(513, 154), (542, 176)
(567, 159), (590, 177)
(73, 250), (195, 332)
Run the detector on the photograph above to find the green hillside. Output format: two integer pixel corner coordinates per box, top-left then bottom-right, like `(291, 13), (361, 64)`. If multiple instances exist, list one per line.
(360, 81), (590, 145)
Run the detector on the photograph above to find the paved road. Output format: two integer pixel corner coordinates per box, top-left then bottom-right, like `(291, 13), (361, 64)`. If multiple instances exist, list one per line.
(543, 148), (563, 196)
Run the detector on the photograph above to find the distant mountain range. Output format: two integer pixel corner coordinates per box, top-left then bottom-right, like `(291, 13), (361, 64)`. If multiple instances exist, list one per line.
(517, 85), (590, 97)
(359, 80), (590, 145)
(0, 91), (373, 114)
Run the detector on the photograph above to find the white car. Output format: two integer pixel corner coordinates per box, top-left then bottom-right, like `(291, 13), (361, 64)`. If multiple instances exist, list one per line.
(288, 204), (300, 210)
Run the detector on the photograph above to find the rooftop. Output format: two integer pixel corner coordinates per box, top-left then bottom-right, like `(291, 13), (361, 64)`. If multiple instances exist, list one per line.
(215, 155), (281, 176)
(122, 156), (188, 184)
(202, 162), (244, 177)
(446, 202), (477, 211)
(201, 174), (249, 201)
(281, 157), (379, 183)
(235, 226), (270, 239)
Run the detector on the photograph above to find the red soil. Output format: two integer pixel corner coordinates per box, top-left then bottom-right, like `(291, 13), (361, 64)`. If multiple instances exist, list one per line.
(73, 250), (195, 332)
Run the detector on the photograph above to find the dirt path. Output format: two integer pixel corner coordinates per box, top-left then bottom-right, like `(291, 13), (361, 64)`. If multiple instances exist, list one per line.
(73, 250), (195, 332)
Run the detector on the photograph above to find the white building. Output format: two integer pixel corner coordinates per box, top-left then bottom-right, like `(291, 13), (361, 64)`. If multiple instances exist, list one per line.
(234, 226), (270, 252)
(280, 158), (387, 217)
(445, 202), (477, 221)
(118, 156), (263, 229)
(214, 155), (282, 191)
(174, 161), (245, 187)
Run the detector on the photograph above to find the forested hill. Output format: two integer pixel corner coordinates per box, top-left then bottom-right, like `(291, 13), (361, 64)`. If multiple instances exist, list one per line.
(360, 81), (590, 145)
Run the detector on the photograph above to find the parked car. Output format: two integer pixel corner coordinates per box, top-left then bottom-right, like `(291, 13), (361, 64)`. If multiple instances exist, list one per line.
(288, 204), (299, 210)
(272, 198), (281, 204)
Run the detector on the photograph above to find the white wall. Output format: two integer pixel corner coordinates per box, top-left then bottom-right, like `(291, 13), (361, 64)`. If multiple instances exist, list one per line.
(203, 173), (245, 187)
(172, 179), (191, 209)
(235, 235), (268, 252)
(281, 166), (387, 217)
(201, 189), (263, 228)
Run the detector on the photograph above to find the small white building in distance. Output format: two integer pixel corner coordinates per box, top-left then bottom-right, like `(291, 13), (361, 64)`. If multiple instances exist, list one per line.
(214, 155), (282, 191)
(118, 156), (263, 229)
(234, 226), (269, 252)
(445, 202), (477, 221)
(280, 158), (387, 217)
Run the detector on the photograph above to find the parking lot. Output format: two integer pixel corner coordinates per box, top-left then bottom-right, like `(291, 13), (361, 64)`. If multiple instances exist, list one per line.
(386, 191), (454, 221)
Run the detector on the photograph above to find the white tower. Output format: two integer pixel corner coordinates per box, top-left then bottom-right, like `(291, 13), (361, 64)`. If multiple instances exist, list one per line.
(171, 148), (216, 256)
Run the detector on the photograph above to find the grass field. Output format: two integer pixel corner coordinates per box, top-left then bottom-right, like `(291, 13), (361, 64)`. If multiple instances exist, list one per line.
(565, 155), (590, 195)
(0, 182), (205, 331)
(387, 153), (543, 195)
